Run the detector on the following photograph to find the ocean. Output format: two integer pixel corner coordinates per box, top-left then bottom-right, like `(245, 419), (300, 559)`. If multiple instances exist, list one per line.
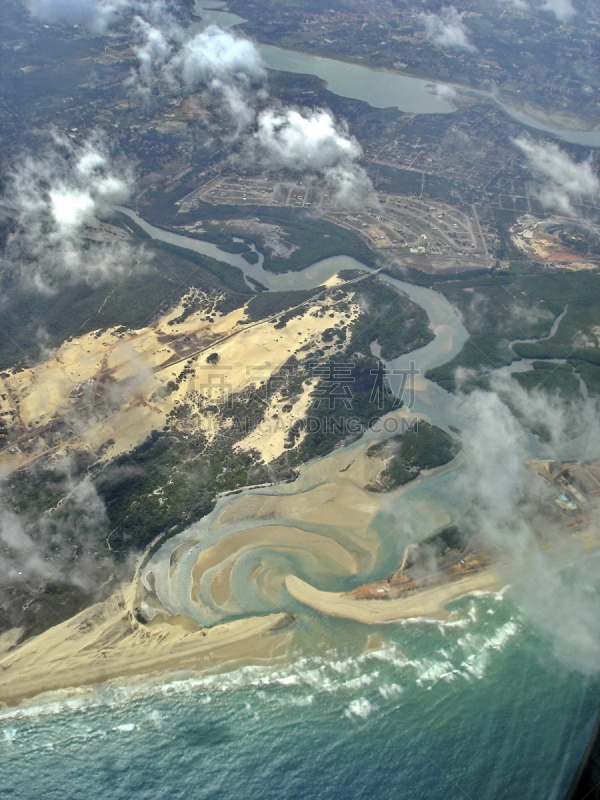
(1, 225), (597, 799)
(1, 589), (597, 799)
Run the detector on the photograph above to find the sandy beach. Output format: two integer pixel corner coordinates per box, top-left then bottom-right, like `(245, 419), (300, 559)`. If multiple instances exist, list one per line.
(0, 585), (293, 708)
(0, 402), (447, 708)
(285, 569), (503, 623)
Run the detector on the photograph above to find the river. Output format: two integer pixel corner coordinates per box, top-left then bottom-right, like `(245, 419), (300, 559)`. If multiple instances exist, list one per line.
(1, 5), (599, 795)
(2, 212), (596, 799)
(193, 1), (600, 148)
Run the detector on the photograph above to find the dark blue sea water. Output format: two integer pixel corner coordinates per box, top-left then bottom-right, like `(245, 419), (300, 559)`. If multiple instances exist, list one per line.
(1, 592), (596, 800)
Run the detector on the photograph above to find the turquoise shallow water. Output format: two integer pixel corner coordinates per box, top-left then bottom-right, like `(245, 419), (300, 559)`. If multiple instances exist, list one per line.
(2, 216), (597, 797)
(1, 592), (596, 799)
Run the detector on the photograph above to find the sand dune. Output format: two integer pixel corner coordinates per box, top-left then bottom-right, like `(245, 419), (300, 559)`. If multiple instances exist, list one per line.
(0, 285), (358, 476)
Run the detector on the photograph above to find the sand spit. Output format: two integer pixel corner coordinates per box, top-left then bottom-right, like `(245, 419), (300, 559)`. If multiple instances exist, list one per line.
(0, 586), (293, 707)
(176, 444), (394, 620)
(192, 526), (358, 597)
(285, 569), (503, 624)
(0, 411), (432, 706)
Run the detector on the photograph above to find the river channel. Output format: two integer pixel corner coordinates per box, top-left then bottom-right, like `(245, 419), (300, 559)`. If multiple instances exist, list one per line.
(194, 1), (600, 148)
(117, 208), (576, 629)
(3, 210), (598, 800)
(120, 210), (598, 800)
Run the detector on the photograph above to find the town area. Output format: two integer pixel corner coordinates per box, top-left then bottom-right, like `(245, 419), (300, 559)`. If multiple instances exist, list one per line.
(178, 175), (491, 272)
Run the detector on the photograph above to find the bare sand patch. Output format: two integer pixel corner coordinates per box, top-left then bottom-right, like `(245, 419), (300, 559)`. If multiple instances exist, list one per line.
(0, 289), (358, 474)
(322, 273), (345, 287)
(218, 481), (381, 532)
(209, 562), (239, 611)
(232, 383), (316, 463)
(228, 297), (360, 462)
(0, 628), (23, 657)
(0, 585), (293, 707)
(190, 525), (359, 601)
(285, 569), (503, 623)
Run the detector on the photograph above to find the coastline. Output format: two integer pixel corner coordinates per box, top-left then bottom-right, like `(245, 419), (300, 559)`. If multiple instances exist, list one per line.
(0, 568), (504, 709)
(0, 586), (293, 708)
(285, 568), (503, 624)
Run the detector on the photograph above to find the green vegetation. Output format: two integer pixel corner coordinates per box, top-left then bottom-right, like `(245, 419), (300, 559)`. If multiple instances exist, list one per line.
(350, 276), (433, 360)
(147, 240), (253, 295)
(126, 215), (252, 257)
(422, 526), (467, 557)
(512, 361), (582, 399)
(400, 525), (468, 574)
(279, 357), (397, 463)
(367, 163), (422, 196)
(96, 433), (248, 551)
(557, 227), (600, 260)
(422, 270), (600, 395)
(244, 250), (261, 265)
(368, 163), (458, 206)
(154, 202), (378, 273)
(0, 238), (248, 370)
(185, 221), (250, 255)
(245, 275), (268, 291)
(367, 422), (458, 492)
(260, 212), (377, 272)
(118, 214), (255, 296)
(245, 288), (320, 322)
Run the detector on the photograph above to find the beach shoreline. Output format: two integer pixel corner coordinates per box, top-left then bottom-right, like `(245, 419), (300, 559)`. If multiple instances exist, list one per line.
(0, 586), (294, 709)
(285, 569), (503, 624)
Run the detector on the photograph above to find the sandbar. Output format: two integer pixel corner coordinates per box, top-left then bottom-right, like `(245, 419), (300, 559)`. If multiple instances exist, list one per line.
(0, 586), (293, 707)
(285, 568), (503, 623)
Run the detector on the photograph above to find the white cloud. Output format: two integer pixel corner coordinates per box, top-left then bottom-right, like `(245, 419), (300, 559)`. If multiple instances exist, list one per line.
(0, 507), (57, 583)
(0, 461), (114, 592)
(173, 24), (266, 89)
(496, 0), (530, 9)
(128, 22), (266, 125)
(453, 377), (600, 675)
(505, 302), (554, 330)
(255, 108), (375, 208)
(24, 0), (132, 32)
(538, 0), (576, 23)
(2, 132), (137, 291)
(130, 22), (376, 204)
(419, 6), (476, 51)
(431, 83), (458, 102)
(26, 3), (373, 209)
(130, 15), (177, 89)
(255, 108), (361, 171)
(514, 137), (599, 215)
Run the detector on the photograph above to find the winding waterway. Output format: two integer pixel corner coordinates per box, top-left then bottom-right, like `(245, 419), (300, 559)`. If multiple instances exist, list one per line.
(2, 7), (600, 796)
(194, 1), (600, 148)
(2, 226), (598, 799)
